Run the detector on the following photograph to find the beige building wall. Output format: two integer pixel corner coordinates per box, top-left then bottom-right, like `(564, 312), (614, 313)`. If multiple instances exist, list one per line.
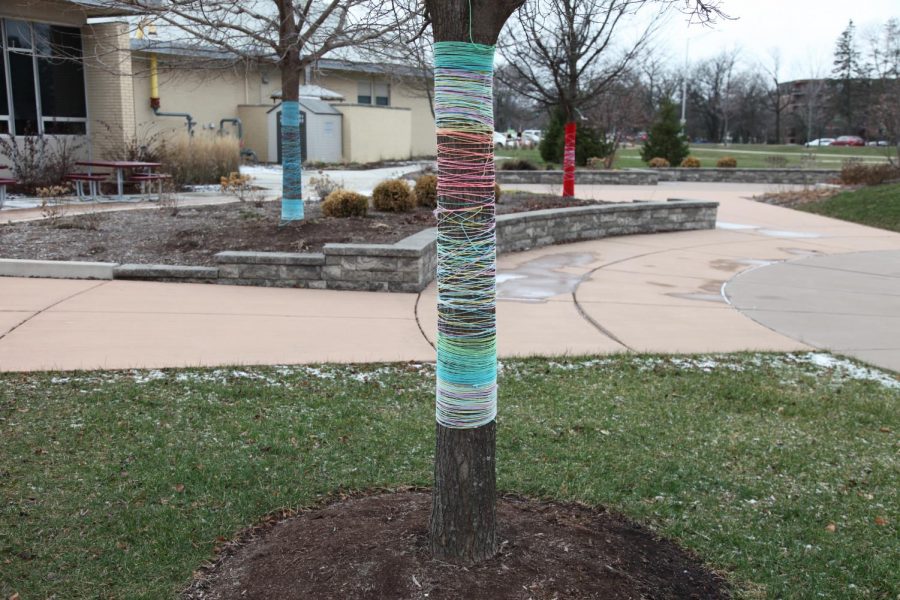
(237, 105), (273, 163)
(309, 71), (436, 159)
(335, 105), (412, 164)
(130, 55), (282, 141)
(82, 22), (135, 159)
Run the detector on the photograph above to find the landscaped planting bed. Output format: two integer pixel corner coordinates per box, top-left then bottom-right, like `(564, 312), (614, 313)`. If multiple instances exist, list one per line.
(1, 353), (897, 598)
(0, 193), (602, 267)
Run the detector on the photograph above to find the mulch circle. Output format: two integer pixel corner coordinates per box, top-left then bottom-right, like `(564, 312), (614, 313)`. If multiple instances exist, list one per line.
(183, 491), (730, 600)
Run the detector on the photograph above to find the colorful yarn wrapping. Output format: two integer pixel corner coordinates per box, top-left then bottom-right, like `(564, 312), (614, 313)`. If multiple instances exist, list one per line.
(563, 121), (576, 197)
(281, 100), (304, 221)
(433, 41), (497, 429)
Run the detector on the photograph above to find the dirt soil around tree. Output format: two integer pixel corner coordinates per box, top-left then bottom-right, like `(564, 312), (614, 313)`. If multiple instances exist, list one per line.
(0, 193), (604, 267)
(183, 491), (729, 600)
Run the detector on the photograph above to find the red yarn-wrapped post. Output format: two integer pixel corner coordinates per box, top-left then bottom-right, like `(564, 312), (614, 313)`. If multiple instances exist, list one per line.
(562, 121), (576, 198)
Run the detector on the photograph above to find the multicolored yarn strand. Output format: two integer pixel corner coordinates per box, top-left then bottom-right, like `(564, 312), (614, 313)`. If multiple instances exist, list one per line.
(563, 121), (576, 197)
(281, 100), (304, 221)
(433, 41), (497, 429)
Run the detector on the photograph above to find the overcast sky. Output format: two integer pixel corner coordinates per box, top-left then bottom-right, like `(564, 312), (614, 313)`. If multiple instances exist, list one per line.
(660, 0), (899, 80)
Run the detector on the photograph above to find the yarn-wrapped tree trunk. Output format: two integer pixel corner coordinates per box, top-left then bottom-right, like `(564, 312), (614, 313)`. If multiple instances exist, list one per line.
(424, 0), (525, 565)
(278, 3), (304, 223)
(563, 121), (576, 197)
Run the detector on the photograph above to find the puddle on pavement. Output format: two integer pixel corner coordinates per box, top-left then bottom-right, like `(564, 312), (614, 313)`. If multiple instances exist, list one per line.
(716, 222), (822, 240)
(667, 279), (727, 304)
(497, 252), (596, 302)
(758, 229), (821, 239)
(717, 222), (758, 230)
(781, 247), (823, 256)
(710, 258), (778, 272)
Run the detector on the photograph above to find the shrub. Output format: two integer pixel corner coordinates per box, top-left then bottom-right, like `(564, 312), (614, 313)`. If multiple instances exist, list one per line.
(763, 155), (789, 168)
(309, 173), (341, 200)
(641, 99), (690, 167)
(500, 159), (538, 171)
(220, 172), (254, 201)
(157, 132), (240, 187)
(372, 178), (415, 212)
(495, 183), (502, 203)
(840, 161), (900, 186)
(414, 174), (438, 208)
(587, 157), (604, 169)
(322, 189), (369, 217)
(681, 156), (701, 168)
(648, 157), (670, 168)
(0, 134), (85, 193)
(716, 156), (738, 168)
(540, 108), (613, 166)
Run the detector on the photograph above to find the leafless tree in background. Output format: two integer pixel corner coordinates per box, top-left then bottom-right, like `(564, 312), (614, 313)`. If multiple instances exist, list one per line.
(761, 50), (792, 144)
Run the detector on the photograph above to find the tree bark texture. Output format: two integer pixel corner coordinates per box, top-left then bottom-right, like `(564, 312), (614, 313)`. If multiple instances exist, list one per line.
(430, 421), (497, 563)
(425, 0), (524, 565)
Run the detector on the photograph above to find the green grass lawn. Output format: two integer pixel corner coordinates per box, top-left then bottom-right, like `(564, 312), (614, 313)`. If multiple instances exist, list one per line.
(2, 354), (898, 599)
(797, 183), (900, 232)
(497, 144), (894, 170)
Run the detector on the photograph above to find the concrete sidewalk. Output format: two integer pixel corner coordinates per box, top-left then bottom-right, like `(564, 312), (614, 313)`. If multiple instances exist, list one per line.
(2, 182), (899, 373)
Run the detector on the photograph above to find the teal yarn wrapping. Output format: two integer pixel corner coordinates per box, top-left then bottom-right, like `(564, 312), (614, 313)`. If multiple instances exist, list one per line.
(281, 100), (304, 221)
(433, 41), (498, 429)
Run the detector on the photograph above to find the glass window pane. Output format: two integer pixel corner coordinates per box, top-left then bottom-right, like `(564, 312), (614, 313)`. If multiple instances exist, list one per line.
(0, 52), (8, 115)
(38, 57), (86, 118)
(6, 20), (33, 52)
(9, 52), (38, 134)
(374, 82), (389, 106)
(0, 121), (9, 134)
(43, 120), (86, 135)
(34, 25), (83, 59)
(357, 80), (371, 104)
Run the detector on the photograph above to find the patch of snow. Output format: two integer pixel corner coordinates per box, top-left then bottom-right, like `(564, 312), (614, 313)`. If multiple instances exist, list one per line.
(795, 353), (900, 390)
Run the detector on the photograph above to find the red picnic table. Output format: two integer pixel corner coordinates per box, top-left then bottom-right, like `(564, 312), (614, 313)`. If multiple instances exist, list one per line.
(0, 165), (13, 208)
(75, 160), (163, 200)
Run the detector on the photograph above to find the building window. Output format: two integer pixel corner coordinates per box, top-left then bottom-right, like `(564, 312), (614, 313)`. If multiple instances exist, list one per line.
(1, 19), (87, 136)
(357, 80), (372, 104)
(357, 80), (390, 106)
(374, 82), (390, 106)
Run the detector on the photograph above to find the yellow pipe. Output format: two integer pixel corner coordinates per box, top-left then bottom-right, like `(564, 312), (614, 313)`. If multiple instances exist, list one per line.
(150, 53), (160, 109)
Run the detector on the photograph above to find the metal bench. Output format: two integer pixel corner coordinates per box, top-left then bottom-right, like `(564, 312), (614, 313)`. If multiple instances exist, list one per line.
(0, 177), (16, 208)
(128, 173), (171, 200)
(65, 173), (109, 202)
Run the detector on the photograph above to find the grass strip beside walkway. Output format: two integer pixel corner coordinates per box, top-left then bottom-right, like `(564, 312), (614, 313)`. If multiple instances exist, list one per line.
(1, 354), (898, 599)
(797, 183), (900, 233)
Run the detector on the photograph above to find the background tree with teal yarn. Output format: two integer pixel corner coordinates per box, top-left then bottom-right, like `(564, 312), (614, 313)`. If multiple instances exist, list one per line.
(123, 0), (402, 223)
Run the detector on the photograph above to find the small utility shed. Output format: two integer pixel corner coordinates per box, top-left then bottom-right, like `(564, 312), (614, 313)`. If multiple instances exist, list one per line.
(267, 96), (343, 164)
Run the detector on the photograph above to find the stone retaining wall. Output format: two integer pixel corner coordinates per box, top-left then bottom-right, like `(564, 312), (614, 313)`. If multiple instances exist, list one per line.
(496, 170), (658, 185)
(2, 200), (718, 292)
(213, 199), (717, 292)
(495, 168), (840, 186)
(654, 168), (839, 184)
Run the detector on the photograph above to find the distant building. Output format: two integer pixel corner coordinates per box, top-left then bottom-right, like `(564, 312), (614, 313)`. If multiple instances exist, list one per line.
(780, 78), (887, 144)
(0, 1), (436, 169)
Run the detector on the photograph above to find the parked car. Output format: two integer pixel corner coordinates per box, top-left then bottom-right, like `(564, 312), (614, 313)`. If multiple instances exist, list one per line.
(867, 140), (890, 146)
(522, 129), (543, 144)
(805, 138), (834, 147)
(830, 135), (865, 147)
(493, 131), (509, 147)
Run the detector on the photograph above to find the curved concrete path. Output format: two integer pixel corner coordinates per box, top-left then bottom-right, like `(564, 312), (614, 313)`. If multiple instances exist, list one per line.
(725, 250), (900, 372)
(2, 182), (900, 373)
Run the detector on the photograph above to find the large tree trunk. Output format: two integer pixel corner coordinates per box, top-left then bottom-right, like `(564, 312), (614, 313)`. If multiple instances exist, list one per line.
(425, 0), (523, 565)
(278, 4), (303, 223)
